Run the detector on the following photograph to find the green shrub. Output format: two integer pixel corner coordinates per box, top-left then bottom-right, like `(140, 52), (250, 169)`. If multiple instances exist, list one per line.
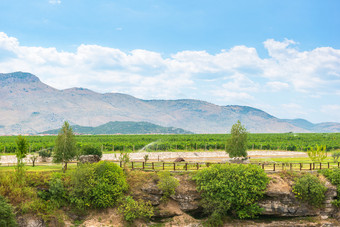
(193, 164), (269, 224)
(157, 171), (179, 200)
(38, 149), (52, 162)
(80, 145), (102, 159)
(118, 196), (154, 222)
(69, 161), (128, 210)
(40, 173), (68, 208)
(0, 195), (18, 227)
(319, 168), (340, 207)
(292, 173), (327, 207)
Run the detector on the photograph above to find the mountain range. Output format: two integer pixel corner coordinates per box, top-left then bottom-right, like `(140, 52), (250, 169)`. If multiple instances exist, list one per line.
(1, 72), (340, 135)
(40, 121), (192, 135)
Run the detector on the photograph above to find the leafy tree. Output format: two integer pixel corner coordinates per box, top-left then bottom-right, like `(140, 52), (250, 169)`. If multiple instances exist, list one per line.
(331, 151), (340, 163)
(16, 135), (29, 182)
(52, 121), (77, 172)
(226, 120), (248, 158)
(307, 145), (327, 163)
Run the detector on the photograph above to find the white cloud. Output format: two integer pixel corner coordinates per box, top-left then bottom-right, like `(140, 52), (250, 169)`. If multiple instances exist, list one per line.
(49, 0), (61, 4)
(0, 32), (340, 121)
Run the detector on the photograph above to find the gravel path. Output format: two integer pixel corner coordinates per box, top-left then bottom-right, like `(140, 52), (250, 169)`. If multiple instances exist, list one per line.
(0, 150), (307, 164)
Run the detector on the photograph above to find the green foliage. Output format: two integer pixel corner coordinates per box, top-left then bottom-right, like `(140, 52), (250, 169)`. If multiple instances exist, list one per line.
(331, 151), (340, 163)
(143, 154), (149, 163)
(53, 121), (77, 171)
(69, 161), (128, 211)
(307, 145), (327, 163)
(16, 135), (29, 162)
(119, 152), (130, 170)
(193, 164), (269, 223)
(319, 168), (340, 207)
(292, 173), (327, 207)
(39, 173), (68, 208)
(15, 135), (29, 183)
(157, 171), (179, 200)
(80, 145), (102, 158)
(118, 196), (154, 222)
(226, 120), (248, 158)
(0, 195), (18, 227)
(38, 149), (52, 162)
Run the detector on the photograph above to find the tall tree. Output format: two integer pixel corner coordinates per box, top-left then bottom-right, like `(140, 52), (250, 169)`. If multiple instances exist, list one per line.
(226, 120), (248, 158)
(53, 121), (77, 172)
(16, 135), (29, 182)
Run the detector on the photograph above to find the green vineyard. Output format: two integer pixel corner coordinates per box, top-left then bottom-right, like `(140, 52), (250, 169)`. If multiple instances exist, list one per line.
(0, 133), (339, 153)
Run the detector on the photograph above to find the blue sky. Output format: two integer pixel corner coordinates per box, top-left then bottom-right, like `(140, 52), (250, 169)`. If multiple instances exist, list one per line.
(0, 0), (340, 123)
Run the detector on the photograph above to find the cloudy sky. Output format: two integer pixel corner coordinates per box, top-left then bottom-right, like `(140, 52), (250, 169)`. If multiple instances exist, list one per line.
(0, 0), (340, 123)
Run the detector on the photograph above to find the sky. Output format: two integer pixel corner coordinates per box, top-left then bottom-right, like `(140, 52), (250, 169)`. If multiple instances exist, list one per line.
(0, 0), (340, 123)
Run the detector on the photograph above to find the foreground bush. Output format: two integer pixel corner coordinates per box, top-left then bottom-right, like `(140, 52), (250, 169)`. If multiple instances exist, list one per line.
(319, 168), (340, 206)
(70, 161), (128, 210)
(193, 164), (269, 225)
(118, 196), (154, 222)
(157, 171), (179, 200)
(0, 195), (18, 227)
(292, 173), (327, 207)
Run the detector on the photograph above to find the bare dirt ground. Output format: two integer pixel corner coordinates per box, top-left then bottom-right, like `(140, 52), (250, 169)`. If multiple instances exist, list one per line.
(0, 150), (308, 164)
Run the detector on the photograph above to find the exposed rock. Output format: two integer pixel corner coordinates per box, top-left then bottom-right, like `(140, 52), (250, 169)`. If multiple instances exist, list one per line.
(259, 175), (338, 218)
(79, 155), (100, 164)
(17, 215), (45, 227)
(228, 157), (250, 164)
(141, 184), (163, 205)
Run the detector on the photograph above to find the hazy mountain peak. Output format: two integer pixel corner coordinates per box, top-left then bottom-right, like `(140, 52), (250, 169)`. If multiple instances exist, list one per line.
(0, 72), (40, 85)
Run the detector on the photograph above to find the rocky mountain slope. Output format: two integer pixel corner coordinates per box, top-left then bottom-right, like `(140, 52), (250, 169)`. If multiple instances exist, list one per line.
(1, 72), (340, 135)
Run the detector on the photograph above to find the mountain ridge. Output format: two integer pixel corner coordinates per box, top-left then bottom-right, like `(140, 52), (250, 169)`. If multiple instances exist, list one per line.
(40, 121), (193, 135)
(1, 72), (340, 135)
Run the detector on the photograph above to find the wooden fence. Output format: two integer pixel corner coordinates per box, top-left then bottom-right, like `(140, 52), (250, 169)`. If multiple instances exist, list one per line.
(1, 161), (340, 172)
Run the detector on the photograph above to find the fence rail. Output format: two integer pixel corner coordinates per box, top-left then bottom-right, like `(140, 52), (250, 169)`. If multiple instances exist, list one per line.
(1, 161), (340, 172)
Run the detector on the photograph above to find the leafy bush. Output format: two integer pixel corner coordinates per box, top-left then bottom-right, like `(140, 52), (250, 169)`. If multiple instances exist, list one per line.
(319, 168), (340, 207)
(0, 195), (18, 227)
(331, 151), (340, 163)
(157, 171), (179, 200)
(38, 149), (52, 162)
(69, 161), (128, 210)
(118, 196), (154, 222)
(193, 164), (269, 224)
(80, 145), (102, 159)
(292, 173), (327, 207)
(38, 173), (68, 208)
(307, 145), (327, 163)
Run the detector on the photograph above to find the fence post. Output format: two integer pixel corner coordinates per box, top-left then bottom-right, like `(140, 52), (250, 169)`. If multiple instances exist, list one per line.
(173, 163), (176, 171)
(313, 163), (315, 170)
(143, 162), (144, 169)
(152, 162), (154, 170)
(163, 162), (165, 170)
(197, 163), (199, 170)
(320, 163), (322, 169)
(273, 163), (275, 171)
(290, 163), (292, 171)
(300, 163), (302, 171)
(120, 161), (122, 168)
(131, 162), (134, 169)
(262, 164), (264, 170)
(310, 163), (312, 170)
(185, 163), (187, 171)
(338, 162), (340, 168)
(328, 162), (330, 169)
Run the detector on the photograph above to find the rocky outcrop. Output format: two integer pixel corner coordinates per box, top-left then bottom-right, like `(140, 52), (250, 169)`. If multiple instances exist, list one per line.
(259, 175), (338, 218)
(17, 215), (45, 227)
(139, 173), (338, 220)
(79, 155), (100, 164)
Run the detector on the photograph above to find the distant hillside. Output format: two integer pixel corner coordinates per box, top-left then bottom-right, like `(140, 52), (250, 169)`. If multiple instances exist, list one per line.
(40, 121), (193, 135)
(1, 72), (340, 134)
